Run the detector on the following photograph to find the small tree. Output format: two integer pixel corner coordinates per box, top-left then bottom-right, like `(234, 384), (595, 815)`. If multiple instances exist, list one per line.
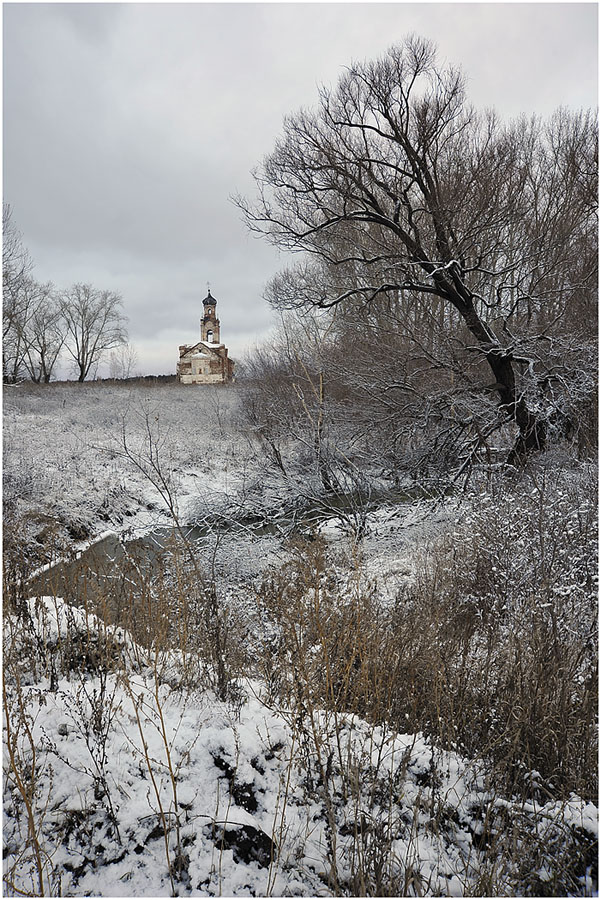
(108, 342), (139, 380)
(59, 283), (128, 382)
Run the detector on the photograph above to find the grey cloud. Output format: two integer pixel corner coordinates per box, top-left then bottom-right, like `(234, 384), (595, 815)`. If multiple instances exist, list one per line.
(52, 3), (124, 45)
(4, 3), (597, 376)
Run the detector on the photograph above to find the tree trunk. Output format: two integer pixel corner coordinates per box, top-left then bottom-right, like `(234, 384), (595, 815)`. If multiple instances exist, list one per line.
(507, 410), (546, 466)
(455, 290), (546, 465)
(315, 371), (335, 493)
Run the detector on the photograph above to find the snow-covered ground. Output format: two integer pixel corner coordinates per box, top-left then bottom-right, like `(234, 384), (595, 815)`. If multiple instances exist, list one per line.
(3, 382), (252, 547)
(4, 596), (597, 898)
(3, 382), (598, 896)
(3, 381), (452, 586)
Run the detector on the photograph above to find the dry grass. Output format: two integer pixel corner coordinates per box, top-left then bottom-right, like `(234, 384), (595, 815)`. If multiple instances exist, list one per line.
(252, 462), (597, 806)
(3, 453), (597, 896)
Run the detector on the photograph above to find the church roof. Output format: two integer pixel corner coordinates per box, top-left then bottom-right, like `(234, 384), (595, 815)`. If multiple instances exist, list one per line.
(180, 340), (223, 358)
(203, 289), (217, 306)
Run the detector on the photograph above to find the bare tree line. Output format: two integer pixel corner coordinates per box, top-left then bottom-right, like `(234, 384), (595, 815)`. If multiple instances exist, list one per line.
(3, 204), (130, 383)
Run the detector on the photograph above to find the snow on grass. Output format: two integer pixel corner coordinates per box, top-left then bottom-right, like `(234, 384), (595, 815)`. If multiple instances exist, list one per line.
(4, 596), (597, 898)
(4, 381), (455, 601)
(4, 382), (598, 896)
(3, 382), (253, 545)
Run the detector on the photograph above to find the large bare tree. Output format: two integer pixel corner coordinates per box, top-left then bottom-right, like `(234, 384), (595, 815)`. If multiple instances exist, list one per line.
(239, 36), (597, 462)
(59, 283), (128, 382)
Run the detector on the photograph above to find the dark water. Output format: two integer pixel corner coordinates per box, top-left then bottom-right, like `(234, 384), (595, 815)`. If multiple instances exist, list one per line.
(28, 484), (439, 613)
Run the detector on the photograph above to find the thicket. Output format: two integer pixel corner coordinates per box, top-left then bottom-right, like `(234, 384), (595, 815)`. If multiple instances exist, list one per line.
(257, 463), (597, 795)
(4, 440), (597, 895)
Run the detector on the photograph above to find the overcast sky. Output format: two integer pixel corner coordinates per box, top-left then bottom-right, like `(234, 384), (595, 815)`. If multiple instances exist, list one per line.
(4, 2), (598, 377)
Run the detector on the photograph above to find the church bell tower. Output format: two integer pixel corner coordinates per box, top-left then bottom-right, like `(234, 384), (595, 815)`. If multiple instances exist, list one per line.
(201, 289), (220, 343)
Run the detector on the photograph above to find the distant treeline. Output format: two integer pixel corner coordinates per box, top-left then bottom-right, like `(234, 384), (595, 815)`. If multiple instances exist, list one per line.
(19, 374), (180, 386)
(100, 374), (177, 384)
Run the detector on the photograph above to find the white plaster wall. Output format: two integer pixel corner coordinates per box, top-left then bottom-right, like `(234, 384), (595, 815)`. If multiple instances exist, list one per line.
(179, 373), (225, 384)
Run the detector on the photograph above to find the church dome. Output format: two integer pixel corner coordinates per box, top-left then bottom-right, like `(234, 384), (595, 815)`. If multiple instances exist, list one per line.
(203, 289), (217, 306)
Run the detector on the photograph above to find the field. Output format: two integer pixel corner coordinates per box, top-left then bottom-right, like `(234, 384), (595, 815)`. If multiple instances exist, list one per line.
(3, 381), (598, 897)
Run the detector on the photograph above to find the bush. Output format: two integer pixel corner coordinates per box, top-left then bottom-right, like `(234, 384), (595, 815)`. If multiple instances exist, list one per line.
(252, 459), (598, 803)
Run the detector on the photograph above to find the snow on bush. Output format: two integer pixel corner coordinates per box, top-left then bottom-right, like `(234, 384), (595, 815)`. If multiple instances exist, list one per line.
(3, 382), (598, 897)
(3, 596), (597, 897)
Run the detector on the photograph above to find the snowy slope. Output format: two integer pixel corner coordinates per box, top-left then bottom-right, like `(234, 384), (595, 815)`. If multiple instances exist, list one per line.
(4, 597), (597, 898)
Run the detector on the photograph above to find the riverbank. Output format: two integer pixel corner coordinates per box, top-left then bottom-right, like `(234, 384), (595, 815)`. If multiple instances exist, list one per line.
(4, 382), (250, 562)
(4, 380), (598, 897)
(5, 591), (597, 897)
(4, 380), (454, 596)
